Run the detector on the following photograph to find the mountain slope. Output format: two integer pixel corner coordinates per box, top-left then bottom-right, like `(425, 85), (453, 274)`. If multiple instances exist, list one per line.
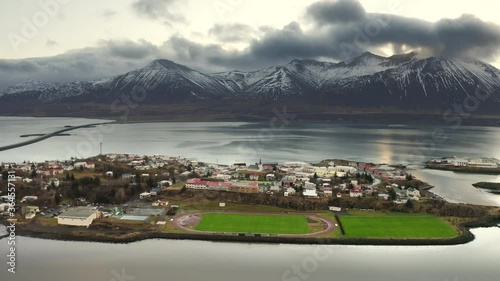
(1, 52), (499, 113)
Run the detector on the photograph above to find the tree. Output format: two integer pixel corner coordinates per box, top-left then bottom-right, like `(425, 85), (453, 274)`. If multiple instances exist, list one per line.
(389, 188), (397, 200)
(65, 173), (70, 181)
(172, 177), (176, 184)
(70, 173), (75, 181)
(146, 178), (156, 188)
(79, 165), (84, 172)
(31, 169), (37, 178)
(405, 199), (414, 209)
(187, 164), (193, 172)
(54, 190), (62, 205)
(2, 170), (8, 180)
(406, 174), (413, 181)
(115, 188), (127, 203)
(109, 187), (116, 198)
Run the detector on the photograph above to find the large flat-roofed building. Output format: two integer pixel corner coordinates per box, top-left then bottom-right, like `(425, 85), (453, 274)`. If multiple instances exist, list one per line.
(57, 207), (98, 227)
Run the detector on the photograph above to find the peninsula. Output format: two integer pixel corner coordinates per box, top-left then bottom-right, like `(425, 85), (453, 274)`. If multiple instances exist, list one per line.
(1, 154), (499, 245)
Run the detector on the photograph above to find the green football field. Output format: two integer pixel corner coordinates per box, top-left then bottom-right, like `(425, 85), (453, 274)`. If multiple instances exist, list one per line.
(339, 213), (458, 238)
(195, 213), (309, 234)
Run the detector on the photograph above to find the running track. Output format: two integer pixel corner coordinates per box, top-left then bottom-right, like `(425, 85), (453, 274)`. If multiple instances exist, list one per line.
(172, 211), (336, 237)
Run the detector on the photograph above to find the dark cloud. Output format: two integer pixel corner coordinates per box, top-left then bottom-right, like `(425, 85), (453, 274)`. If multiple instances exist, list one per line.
(304, 1), (500, 60)
(100, 39), (159, 59)
(209, 23), (257, 42)
(307, 0), (366, 24)
(0, 40), (162, 89)
(132, 0), (184, 23)
(2, 0), (500, 89)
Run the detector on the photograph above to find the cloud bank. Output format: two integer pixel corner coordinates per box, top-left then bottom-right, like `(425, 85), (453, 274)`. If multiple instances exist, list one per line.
(2, 0), (500, 89)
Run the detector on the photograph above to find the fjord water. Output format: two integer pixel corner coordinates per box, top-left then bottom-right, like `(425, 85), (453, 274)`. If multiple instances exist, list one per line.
(1, 227), (500, 281)
(0, 117), (499, 206)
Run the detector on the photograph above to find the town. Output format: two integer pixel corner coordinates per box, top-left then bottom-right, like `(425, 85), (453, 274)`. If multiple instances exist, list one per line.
(0, 153), (430, 228)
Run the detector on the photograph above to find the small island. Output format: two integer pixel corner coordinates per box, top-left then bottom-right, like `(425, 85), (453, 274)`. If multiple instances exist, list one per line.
(473, 182), (500, 194)
(1, 154), (499, 245)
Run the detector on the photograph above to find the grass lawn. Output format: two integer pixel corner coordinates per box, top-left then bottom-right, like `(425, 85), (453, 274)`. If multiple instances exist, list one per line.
(179, 199), (296, 212)
(195, 213), (309, 234)
(340, 212), (458, 239)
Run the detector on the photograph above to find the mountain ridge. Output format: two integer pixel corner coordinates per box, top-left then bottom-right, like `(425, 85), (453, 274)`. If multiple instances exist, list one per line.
(1, 52), (500, 114)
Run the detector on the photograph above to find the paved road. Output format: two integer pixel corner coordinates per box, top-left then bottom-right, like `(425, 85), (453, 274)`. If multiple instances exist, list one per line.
(172, 211), (336, 237)
(0, 121), (115, 151)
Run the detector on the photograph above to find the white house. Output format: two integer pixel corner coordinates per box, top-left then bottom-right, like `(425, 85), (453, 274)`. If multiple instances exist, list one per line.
(452, 159), (468, 167)
(140, 192), (152, 199)
(266, 174), (275, 181)
(25, 206), (40, 219)
(57, 207), (98, 227)
(49, 178), (60, 187)
(74, 162), (95, 169)
(407, 188), (420, 197)
(20, 196), (38, 203)
(335, 166), (357, 174)
(305, 182), (317, 190)
(158, 180), (173, 188)
(329, 206), (342, 212)
(378, 193), (390, 200)
(303, 189), (318, 197)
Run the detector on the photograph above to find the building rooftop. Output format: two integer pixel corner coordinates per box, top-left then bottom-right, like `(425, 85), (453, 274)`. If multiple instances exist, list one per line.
(59, 207), (97, 219)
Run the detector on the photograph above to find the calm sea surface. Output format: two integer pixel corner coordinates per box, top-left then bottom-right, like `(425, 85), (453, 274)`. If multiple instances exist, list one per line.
(0, 226), (499, 281)
(0, 116), (499, 206)
(1, 118), (500, 280)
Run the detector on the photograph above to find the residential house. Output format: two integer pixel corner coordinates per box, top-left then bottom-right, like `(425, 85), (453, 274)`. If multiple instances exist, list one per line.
(324, 187), (333, 196)
(21, 196), (38, 203)
(74, 162), (95, 169)
(152, 200), (169, 207)
(378, 193), (390, 200)
(303, 189), (318, 197)
(49, 178), (60, 187)
(121, 173), (135, 179)
(349, 189), (363, 198)
(249, 174), (260, 181)
(140, 192), (152, 199)
(305, 182), (317, 190)
(266, 174), (276, 181)
(25, 206), (40, 219)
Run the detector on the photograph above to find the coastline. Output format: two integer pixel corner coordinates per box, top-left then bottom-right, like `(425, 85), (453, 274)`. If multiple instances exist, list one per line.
(6, 217), (499, 246)
(425, 164), (500, 175)
(1, 111), (500, 127)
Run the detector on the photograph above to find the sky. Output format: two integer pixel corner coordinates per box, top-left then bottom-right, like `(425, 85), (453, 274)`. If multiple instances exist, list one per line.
(1, 0), (500, 88)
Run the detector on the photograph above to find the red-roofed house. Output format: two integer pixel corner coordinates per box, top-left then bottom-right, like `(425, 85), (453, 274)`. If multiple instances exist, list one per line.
(349, 189), (363, 198)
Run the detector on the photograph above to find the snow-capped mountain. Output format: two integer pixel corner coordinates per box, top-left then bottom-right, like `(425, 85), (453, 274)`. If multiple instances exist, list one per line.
(1, 52), (500, 113)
